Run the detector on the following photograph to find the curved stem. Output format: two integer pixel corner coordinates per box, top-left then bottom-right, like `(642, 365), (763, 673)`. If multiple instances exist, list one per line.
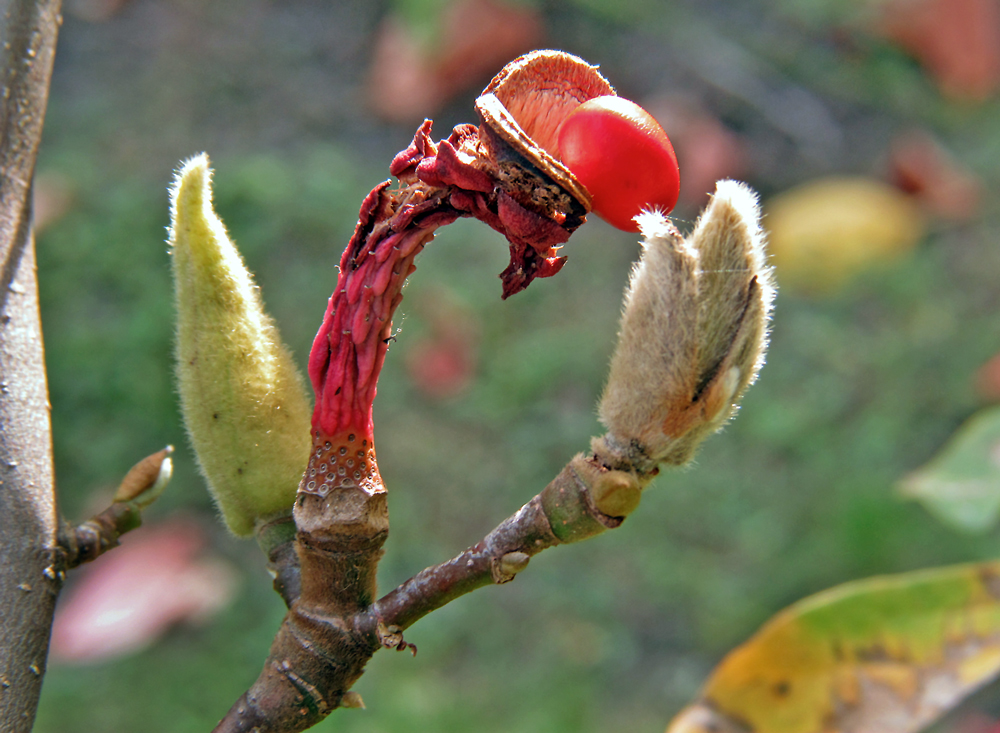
(216, 109), (598, 733)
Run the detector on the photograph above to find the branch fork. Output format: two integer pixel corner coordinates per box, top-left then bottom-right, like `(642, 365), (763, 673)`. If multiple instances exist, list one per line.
(164, 51), (775, 733)
(56, 446), (174, 571)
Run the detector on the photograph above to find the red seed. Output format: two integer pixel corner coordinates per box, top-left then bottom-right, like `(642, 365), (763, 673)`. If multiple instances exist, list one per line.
(557, 95), (680, 232)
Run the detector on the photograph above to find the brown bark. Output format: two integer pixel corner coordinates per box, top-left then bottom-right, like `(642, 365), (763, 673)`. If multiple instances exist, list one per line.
(366, 453), (642, 634)
(213, 449), (649, 733)
(0, 0), (63, 730)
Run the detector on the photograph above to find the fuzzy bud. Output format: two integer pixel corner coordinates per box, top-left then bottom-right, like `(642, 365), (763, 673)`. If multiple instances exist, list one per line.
(113, 445), (174, 509)
(598, 180), (774, 468)
(169, 154), (312, 536)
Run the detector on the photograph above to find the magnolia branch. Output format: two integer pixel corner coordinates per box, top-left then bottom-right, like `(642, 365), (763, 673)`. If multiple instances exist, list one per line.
(365, 450), (651, 637)
(214, 448), (651, 733)
(194, 51), (771, 733)
(57, 446), (174, 570)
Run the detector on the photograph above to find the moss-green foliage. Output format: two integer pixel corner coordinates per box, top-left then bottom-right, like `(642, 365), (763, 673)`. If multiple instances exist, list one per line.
(32, 1), (1000, 731)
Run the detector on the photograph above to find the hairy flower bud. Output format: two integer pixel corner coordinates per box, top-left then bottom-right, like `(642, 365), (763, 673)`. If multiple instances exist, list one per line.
(169, 154), (312, 536)
(598, 180), (774, 468)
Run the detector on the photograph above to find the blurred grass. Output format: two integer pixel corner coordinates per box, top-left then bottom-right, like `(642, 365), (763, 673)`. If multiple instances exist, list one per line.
(29, 0), (1000, 731)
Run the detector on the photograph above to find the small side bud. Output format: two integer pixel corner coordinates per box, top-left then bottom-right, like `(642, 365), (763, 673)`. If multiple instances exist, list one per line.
(590, 469), (642, 518)
(113, 445), (174, 509)
(492, 550), (531, 583)
(499, 551), (530, 576)
(599, 181), (774, 468)
(341, 691), (365, 709)
(169, 154), (312, 536)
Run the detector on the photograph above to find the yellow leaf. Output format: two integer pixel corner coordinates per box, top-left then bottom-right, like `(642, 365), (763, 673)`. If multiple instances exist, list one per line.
(667, 561), (1000, 733)
(765, 177), (925, 293)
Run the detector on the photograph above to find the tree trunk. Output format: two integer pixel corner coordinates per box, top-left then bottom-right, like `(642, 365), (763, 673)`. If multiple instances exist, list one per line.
(0, 0), (62, 730)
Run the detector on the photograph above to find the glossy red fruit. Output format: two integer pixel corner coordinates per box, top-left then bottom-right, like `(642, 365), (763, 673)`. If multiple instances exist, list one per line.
(557, 95), (680, 232)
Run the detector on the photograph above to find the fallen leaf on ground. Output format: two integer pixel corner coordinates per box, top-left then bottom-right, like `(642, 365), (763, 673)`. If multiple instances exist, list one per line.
(765, 176), (925, 293)
(948, 710), (1000, 733)
(975, 353), (1000, 402)
(32, 171), (75, 234)
(644, 97), (747, 210)
(405, 288), (480, 399)
(64, 0), (133, 22)
(368, 0), (544, 122)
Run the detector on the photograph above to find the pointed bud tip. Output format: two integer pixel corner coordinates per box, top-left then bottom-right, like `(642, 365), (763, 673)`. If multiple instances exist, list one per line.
(168, 153), (218, 245)
(712, 179), (761, 224)
(170, 152), (210, 202)
(634, 208), (674, 239)
(113, 446), (174, 507)
(341, 691), (366, 709)
(706, 179), (771, 281)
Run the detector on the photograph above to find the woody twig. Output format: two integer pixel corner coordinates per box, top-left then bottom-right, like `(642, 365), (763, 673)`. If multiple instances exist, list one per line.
(168, 51), (773, 733)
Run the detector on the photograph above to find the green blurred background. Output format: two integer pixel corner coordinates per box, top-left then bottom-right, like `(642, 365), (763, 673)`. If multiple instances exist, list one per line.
(30, 0), (1000, 731)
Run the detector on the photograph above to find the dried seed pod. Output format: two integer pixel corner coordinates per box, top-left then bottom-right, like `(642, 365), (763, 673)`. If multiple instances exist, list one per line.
(481, 50), (615, 161)
(476, 50), (615, 229)
(557, 95), (680, 232)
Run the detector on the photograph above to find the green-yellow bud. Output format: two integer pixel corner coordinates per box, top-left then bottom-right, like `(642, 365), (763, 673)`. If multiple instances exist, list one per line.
(169, 154), (312, 536)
